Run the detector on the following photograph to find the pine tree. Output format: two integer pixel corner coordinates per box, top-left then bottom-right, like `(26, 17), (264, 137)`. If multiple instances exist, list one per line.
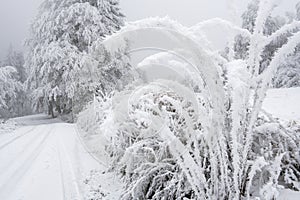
(271, 2), (300, 88)
(3, 45), (26, 83)
(0, 66), (22, 118)
(25, 0), (125, 118)
(1, 46), (30, 118)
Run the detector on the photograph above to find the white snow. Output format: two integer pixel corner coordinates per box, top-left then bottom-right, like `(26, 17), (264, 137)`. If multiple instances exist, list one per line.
(278, 189), (300, 200)
(263, 87), (300, 122)
(0, 119), (18, 135)
(0, 89), (299, 200)
(0, 114), (122, 200)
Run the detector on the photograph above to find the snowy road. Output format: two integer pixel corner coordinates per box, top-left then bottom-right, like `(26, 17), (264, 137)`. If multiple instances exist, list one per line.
(0, 115), (104, 200)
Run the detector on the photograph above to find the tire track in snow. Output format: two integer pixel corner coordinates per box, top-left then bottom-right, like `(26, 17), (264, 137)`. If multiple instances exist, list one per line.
(57, 134), (67, 200)
(56, 128), (82, 200)
(0, 126), (37, 150)
(0, 125), (45, 174)
(0, 125), (54, 199)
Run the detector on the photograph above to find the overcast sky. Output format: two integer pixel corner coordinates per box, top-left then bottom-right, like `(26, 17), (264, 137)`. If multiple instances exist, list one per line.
(0, 0), (298, 60)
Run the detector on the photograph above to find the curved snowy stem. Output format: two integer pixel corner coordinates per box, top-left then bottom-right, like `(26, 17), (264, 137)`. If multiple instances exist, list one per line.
(193, 17), (251, 62)
(253, 21), (300, 70)
(160, 126), (209, 199)
(242, 32), (300, 185)
(227, 0), (239, 61)
(245, 157), (267, 199)
(102, 24), (226, 140)
(194, 18), (251, 38)
(101, 18), (230, 198)
(266, 20), (300, 46)
(230, 87), (248, 199)
(252, 31), (300, 120)
(248, 0), (275, 76)
(226, 60), (251, 199)
(254, 0), (275, 35)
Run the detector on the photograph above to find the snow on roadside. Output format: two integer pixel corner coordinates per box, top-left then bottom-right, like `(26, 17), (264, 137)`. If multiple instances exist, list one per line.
(76, 103), (124, 199)
(0, 119), (18, 135)
(263, 87), (300, 122)
(76, 87), (300, 199)
(83, 170), (124, 200)
(278, 188), (300, 200)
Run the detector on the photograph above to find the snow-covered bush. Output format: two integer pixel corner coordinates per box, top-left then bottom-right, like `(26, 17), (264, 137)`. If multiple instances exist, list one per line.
(251, 118), (300, 193)
(78, 1), (300, 199)
(77, 93), (113, 137)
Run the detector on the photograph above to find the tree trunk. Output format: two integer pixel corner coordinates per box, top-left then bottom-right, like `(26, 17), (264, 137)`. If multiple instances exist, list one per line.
(48, 98), (55, 118)
(56, 97), (62, 114)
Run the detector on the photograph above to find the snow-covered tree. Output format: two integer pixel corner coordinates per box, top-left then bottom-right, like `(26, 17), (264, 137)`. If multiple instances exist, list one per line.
(0, 46), (30, 118)
(25, 0), (124, 118)
(273, 49), (300, 87)
(270, 2), (300, 88)
(3, 45), (26, 83)
(0, 66), (22, 118)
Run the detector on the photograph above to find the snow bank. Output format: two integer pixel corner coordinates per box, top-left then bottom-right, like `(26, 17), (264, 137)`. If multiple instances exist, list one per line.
(278, 189), (300, 200)
(0, 119), (17, 135)
(263, 87), (300, 122)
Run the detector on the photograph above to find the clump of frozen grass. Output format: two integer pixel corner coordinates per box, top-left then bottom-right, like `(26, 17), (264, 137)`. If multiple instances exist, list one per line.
(77, 1), (300, 199)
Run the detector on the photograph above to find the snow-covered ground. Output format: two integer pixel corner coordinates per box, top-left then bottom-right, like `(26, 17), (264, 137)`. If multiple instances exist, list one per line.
(0, 87), (299, 199)
(263, 87), (300, 122)
(0, 114), (122, 200)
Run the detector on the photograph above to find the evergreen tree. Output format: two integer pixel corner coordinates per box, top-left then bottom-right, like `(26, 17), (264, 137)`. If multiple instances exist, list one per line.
(25, 0), (124, 118)
(0, 66), (22, 118)
(3, 45), (26, 83)
(0, 46), (30, 118)
(273, 50), (300, 87)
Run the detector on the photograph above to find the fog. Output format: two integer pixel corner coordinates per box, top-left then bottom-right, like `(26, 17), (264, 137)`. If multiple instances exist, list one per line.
(0, 0), (298, 60)
(0, 0), (41, 59)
